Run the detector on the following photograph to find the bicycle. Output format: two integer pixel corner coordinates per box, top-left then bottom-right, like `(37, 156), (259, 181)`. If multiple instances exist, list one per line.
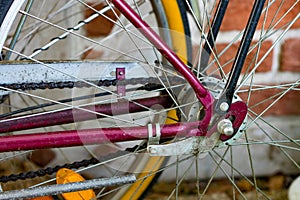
(0, 0), (299, 199)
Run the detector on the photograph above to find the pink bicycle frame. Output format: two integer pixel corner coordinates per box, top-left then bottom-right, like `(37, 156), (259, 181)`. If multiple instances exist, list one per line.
(111, 0), (213, 108)
(0, 0), (220, 152)
(110, 0), (214, 125)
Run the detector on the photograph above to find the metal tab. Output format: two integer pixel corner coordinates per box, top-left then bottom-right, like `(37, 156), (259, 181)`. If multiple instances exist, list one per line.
(148, 137), (199, 156)
(116, 67), (126, 97)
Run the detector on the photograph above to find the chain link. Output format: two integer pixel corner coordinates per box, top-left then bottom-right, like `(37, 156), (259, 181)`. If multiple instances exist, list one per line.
(0, 144), (144, 183)
(0, 77), (184, 182)
(0, 77), (184, 91)
(0, 158), (98, 183)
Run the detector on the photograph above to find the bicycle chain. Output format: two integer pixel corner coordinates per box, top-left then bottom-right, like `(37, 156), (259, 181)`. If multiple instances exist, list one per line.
(0, 77), (184, 91)
(0, 158), (99, 183)
(0, 77), (183, 183)
(0, 145), (142, 183)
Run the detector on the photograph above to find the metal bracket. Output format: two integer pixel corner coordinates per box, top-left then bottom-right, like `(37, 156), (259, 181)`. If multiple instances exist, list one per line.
(147, 131), (222, 156)
(116, 67), (125, 97)
(147, 123), (161, 146)
(148, 137), (199, 156)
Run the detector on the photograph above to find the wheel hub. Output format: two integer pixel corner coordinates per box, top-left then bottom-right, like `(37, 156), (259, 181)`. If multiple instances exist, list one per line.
(147, 77), (248, 156)
(177, 77), (247, 146)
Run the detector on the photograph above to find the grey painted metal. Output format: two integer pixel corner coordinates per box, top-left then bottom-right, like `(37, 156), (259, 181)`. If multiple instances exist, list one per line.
(0, 61), (150, 95)
(0, 175), (136, 200)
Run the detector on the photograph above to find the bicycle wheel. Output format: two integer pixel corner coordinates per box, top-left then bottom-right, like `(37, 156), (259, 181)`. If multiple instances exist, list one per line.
(0, 0), (191, 199)
(153, 0), (299, 199)
(0, 0), (299, 200)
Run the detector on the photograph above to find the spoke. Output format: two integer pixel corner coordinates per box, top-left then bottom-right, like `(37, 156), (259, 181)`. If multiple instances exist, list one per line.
(206, 31), (244, 77)
(105, 0), (152, 65)
(73, 11), (153, 58)
(1, 51), (184, 128)
(5, 0), (34, 60)
(2, 47), (121, 96)
(232, 139), (300, 149)
(13, 2), (81, 57)
(238, 83), (300, 92)
(0, 85), (147, 127)
(29, 147), (145, 189)
(166, 156), (196, 200)
(0, 151), (33, 162)
(248, 90), (294, 112)
(188, 0), (227, 78)
(93, 146), (148, 197)
(75, 0), (163, 59)
(246, 114), (300, 169)
(209, 151), (247, 199)
(249, 110), (300, 147)
(200, 147), (230, 199)
(0, 90), (117, 118)
(247, 111), (300, 147)
(244, 131), (259, 198)
(151, 71), (189, 121)
(105, 0), (189, 120)
(18, 10), (145, 62)
(237, 11), (300, 91)
(96, 144), (150, 198)
(212, 149), (271, 199)
(246, 79), (300, 129)
(230, 147), (236, 200)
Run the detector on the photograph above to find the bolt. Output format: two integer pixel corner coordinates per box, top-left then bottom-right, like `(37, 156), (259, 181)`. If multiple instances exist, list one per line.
(223, 126), (234, 136)
(217, 119), (234, 136)
(149, 147), (157, 154)
(220, 102), (229, 112)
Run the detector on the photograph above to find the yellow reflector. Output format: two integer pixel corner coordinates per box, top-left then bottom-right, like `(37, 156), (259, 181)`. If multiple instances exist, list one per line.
(56, 168), (96, 200)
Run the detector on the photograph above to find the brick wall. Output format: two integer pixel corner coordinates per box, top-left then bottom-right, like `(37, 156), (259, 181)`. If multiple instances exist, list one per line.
(83, 1), (300, 116)
(201, 0), (300, 116)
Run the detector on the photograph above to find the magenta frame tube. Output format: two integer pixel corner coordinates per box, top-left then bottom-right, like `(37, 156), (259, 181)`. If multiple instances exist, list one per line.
(0, 121), (206, 152)
(0, 0), (221, 152)
(0, 96), (172, 133)
(110, 0), (214, 112)
(0, 101), (247, 152)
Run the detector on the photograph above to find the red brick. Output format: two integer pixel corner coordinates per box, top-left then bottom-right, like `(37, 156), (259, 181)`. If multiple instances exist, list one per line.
(84, 2), (120, 37)
(238, 84), (300, 116)
(280, 38), (300, 72)
(193, 40), (273, 75)
(219, 0), (300, 31)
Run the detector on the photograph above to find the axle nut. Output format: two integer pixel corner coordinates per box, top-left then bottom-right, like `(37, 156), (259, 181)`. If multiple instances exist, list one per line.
(217, 119), (234, 136)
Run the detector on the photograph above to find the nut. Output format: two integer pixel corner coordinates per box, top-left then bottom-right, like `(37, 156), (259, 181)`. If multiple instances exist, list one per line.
(220, 102), (229, 112)
(217, 119), (234, 136)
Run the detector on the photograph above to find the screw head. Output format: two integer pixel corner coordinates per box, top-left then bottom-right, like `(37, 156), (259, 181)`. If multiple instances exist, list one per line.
(220, 102), (229, 112)
(149, 147), (157, 154)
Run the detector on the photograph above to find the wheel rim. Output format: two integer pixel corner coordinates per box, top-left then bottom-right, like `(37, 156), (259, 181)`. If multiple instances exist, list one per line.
(0, 0), (299, 199)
